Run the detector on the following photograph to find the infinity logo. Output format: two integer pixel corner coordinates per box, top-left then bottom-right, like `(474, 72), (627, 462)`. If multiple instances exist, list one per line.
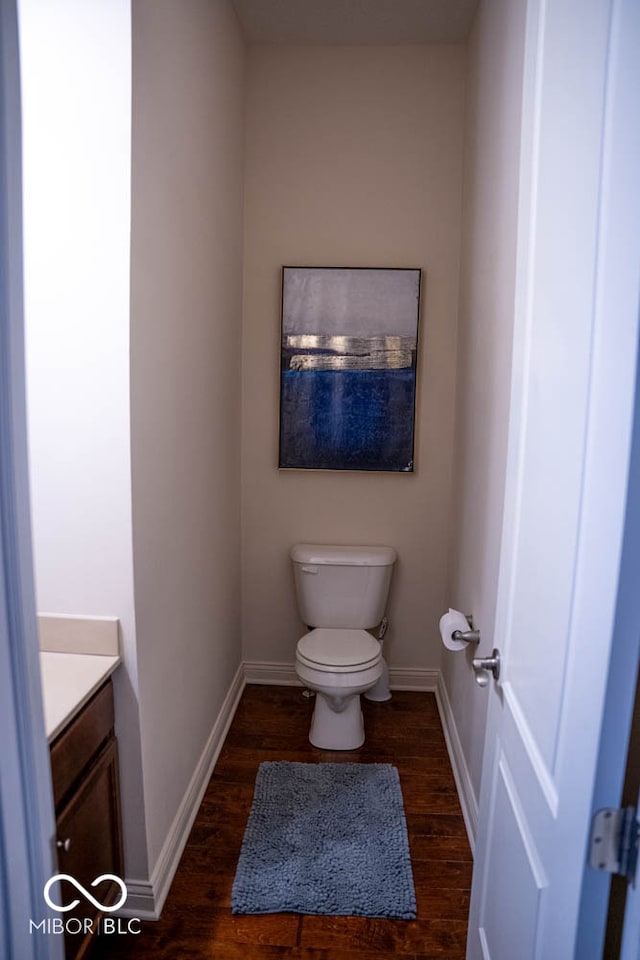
(44, 874), (127, 913)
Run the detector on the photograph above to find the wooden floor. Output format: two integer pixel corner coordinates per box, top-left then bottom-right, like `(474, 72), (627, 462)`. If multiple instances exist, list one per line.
(94, 685), (472, 960)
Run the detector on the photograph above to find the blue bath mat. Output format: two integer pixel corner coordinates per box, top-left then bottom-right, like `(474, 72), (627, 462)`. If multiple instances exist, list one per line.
(231, 761), (416, 920)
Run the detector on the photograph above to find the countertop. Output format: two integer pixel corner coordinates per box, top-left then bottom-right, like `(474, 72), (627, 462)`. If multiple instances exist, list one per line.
(40, 651), (121, 742)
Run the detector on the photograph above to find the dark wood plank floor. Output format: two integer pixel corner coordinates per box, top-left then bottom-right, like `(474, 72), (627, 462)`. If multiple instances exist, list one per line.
(94, 685), (472, 960)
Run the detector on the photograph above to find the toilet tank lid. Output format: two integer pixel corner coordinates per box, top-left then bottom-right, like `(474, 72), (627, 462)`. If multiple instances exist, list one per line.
(290, 544), (397, 566)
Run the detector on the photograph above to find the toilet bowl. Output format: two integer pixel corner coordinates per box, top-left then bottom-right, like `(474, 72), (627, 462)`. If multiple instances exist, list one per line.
(295, 628), (383, 750)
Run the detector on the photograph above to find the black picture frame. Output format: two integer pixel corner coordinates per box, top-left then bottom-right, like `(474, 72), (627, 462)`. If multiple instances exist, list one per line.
(278, 266), (422, 472)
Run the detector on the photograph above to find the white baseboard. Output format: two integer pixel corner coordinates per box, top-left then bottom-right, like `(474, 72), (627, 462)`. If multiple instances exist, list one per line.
(117, 878), (156, 920)
(388, 666), (438, 690)
(242, 660), (438, 692)
(119, 662), (246, 919)
(243, 660), (300, 685)
(435, 672), (478, 852)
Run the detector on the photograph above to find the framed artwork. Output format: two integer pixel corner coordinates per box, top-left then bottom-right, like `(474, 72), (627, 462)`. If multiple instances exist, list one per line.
(278, 266), (421, 472)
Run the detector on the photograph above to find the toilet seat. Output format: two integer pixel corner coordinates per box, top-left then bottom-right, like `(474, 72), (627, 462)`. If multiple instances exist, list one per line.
(296, 628), (382, 674)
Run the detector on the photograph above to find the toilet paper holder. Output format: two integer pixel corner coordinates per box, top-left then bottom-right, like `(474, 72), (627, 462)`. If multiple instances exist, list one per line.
(452, 614), (481, 645)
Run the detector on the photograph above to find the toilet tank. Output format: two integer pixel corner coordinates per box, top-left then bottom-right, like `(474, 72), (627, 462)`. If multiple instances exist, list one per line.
(291, 544), (396, 629)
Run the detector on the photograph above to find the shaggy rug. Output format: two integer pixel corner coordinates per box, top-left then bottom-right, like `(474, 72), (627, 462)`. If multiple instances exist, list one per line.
(231, 761), (416, 919)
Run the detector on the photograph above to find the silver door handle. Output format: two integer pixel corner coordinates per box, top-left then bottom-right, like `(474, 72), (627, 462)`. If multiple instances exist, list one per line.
(472, 649), (501, 687)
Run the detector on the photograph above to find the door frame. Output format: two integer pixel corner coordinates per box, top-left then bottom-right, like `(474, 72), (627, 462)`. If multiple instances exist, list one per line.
(574, 0), (640, 952)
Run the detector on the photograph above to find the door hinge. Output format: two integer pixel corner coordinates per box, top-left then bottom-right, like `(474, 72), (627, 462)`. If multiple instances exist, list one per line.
(589, 807), (639, 882)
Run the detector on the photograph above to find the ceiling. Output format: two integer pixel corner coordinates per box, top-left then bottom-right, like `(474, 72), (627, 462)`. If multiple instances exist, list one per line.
(231, 0), (480, 45)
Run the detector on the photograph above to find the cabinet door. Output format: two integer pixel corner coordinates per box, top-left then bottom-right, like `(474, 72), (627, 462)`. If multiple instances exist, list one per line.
(50, 680), (115, 810)
(55, 736), (124, 960)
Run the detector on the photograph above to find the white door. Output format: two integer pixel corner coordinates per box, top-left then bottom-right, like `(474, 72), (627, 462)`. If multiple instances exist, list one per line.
(467, 0), (640, 958)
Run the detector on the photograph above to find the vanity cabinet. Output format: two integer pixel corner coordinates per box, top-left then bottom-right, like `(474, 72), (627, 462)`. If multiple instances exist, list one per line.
(49, 678), (124, 960)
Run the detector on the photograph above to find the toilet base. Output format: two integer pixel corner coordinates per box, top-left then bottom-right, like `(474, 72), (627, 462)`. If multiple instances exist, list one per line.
(364, 656), (392, 702)
(309, 691), (364, 751)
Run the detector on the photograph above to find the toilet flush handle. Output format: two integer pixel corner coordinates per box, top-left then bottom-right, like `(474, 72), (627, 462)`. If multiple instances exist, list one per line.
(300, 565), (319, 574)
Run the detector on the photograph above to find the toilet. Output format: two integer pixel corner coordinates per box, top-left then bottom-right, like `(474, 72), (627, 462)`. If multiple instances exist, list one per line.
(291, 543), (397, 750)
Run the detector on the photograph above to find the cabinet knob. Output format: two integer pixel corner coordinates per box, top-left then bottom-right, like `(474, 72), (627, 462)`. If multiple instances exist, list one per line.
(56, 837), (71, 852)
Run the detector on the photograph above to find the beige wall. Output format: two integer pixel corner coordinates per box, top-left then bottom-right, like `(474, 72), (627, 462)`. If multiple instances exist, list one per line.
(20, 0), (148, 878)
(130, 0), (245, 871)
(444, 0), (527, 810)
(242, 46), (466, 669)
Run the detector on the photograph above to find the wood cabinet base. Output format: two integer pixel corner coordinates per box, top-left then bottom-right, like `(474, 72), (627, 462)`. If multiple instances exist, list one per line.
(50, 679), (124, 960)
